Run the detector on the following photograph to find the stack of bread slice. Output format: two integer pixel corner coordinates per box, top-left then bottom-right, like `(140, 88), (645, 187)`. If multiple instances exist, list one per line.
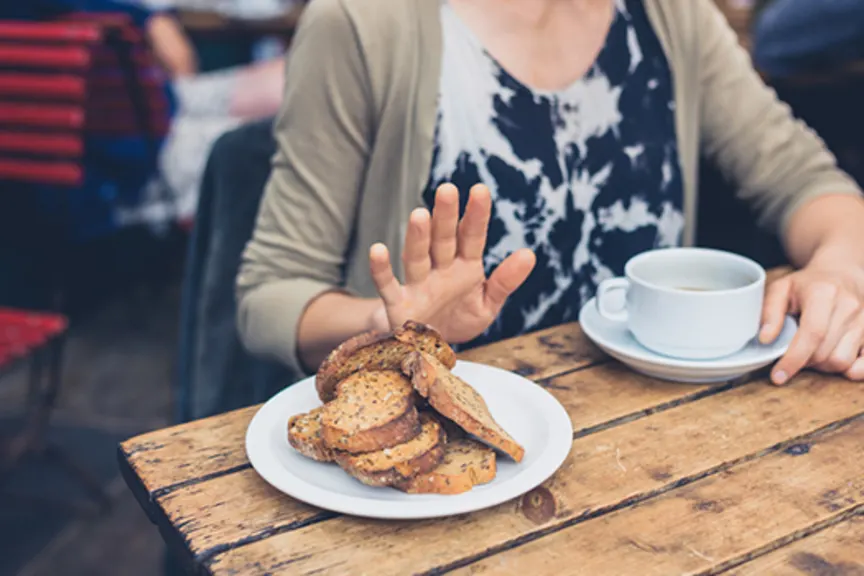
(287, 321), (525, 494)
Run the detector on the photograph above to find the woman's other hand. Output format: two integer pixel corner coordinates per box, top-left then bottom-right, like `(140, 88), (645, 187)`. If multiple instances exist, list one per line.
(760, 263), (864, 384)
(368, 183), (536, 343)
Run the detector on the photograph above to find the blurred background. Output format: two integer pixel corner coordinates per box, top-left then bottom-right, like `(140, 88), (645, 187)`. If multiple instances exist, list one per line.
(0, 0), (861, 574)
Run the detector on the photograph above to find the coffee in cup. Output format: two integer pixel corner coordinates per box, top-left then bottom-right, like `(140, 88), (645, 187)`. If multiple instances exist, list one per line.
(595, 247), (766, 360)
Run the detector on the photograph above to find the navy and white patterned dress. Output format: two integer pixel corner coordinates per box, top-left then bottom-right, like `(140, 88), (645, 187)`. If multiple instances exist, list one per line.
(424, 0), (685, 348)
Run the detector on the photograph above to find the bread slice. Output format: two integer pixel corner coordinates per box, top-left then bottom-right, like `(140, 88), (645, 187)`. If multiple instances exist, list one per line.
(287, 407), (333, 462)
(321, 370), (421, 454)
(334, 414), (446, 487)
(315, 320), (456, 402)
(424, 411), (466, 441)
(394, 439), (496, 494)
(401, 352), (525, 462)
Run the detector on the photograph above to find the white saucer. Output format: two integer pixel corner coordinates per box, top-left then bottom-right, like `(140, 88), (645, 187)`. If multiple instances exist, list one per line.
(578, 298), (797, 383)
(245, 361), (573, 520)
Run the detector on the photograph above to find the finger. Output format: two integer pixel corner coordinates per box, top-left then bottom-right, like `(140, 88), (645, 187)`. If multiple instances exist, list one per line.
(369, 243), (402, 306)
(402, 208), (432, 284)
(457, 184), (492, 261)
(771, 285), (836, 385)
(814, 313), (864, 373)
(484, 249), (536, 311)
(759, 278), (792, 344)
(430, 183), (460, 267)
(811, 295), (860, 367)
(844, 347), (864, 380)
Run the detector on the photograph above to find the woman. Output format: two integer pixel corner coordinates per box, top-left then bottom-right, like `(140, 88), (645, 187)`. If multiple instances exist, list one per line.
(115, 0), (288, 226)
(236, 0), (864, 387)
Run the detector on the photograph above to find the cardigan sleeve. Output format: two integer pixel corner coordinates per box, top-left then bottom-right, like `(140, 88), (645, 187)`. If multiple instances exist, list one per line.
(235, 0), (373, 375)
(696, 0), (862, 238)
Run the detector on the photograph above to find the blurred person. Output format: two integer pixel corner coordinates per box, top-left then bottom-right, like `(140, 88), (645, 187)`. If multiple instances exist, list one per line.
(155, 56), (285, 222)
(1, 0), (288, 225)
(127, 0), (289, 224)
(237, 0), (864, 388)
(752, 0), (864, 78)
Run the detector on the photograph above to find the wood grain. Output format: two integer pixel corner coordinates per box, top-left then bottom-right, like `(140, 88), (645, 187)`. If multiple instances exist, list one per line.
(205, 374), (864, 575)
(120, 323), (603, 497)
(457, 419), (864, 576)
(459, 322), (604, 381)
(158, 362), (724, 561)
(520, 362), (724, 435)
(120, 405), (258, 495)
(725, 515), (864, 576)
(157, 468), (327, 560)
(176, 4), (305, 35)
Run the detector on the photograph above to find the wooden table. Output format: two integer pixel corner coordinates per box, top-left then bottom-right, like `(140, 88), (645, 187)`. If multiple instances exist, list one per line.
(175, 5), (304, 38)
(119, 304), (864, 574)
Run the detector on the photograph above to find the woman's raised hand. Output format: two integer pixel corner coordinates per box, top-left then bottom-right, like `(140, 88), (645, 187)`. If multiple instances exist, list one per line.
(368, 183), (536, 342)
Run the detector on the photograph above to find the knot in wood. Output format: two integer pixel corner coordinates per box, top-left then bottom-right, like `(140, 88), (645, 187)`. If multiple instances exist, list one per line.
(784, 443), (810, 456)
(520, 486), (556, 524)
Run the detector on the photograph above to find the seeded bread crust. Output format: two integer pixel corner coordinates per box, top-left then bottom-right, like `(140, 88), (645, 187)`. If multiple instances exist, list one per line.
(315, 321), (456, 402)
(334, 415), (446, 487)
(422, 411), (466, 441)
(393, 321), (457, 367)
(402, 352), (526, 462)
(394, 439), (496, 494)
(321, 370), (421, 454)
(287, 407), (333, 462)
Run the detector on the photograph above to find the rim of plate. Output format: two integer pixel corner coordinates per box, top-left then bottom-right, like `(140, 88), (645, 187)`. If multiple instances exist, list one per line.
(245, 361), (573, 520)
(578, 298), (796, 370)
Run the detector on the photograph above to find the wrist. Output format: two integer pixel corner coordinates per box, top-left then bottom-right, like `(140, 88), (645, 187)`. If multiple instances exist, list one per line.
(807, 243), (864, 272)
(805, 244), (864, 297)
(366, 300), (390, 333)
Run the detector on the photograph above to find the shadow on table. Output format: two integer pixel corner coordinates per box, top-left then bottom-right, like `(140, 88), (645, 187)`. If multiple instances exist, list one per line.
(0, 418), (127, 576)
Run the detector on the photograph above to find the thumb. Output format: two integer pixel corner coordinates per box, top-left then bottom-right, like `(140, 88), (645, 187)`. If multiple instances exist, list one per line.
(760, 277), (792, 344)
(484, 249), (535, 312)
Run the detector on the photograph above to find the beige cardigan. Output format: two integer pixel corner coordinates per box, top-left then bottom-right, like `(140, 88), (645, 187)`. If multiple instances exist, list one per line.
(236, 0), (861, 374)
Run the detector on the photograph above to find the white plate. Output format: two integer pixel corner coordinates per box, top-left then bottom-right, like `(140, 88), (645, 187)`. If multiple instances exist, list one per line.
(579, 298), (797, 383)
(245, 361), (573, 520)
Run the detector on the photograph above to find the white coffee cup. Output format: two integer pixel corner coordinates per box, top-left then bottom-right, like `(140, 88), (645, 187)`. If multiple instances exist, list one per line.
(595, 247), (766, 360)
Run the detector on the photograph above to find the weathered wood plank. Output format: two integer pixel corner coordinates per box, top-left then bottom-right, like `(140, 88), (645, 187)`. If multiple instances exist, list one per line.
(459, 322), (604, 381)
(159, 363), (724, 561)
(120, 405), (259, 496)
(456, 419), (864, 576)
(205, 375), (864, 575)
(120, 324), (604, 499)
(158, 468), (328, 561)
(725, 515), (864, 576)
(526, 362), (724, 437)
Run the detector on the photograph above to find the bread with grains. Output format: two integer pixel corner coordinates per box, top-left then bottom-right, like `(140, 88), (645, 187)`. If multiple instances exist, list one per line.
(401, 351), (525, 462)
(315, 320), (456, 402)
(335, 414), (446, 487)
(394, 439), (496, 494)
(321, 370), (421, 453)
(287, 407), (334, 462)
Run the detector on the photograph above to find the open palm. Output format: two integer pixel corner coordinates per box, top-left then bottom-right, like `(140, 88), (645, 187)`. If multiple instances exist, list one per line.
(369, 183), (536, 343)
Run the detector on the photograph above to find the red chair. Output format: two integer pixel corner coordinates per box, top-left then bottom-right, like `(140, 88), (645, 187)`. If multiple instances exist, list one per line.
(0, 16), (170, 186)
(0, 310), (111, 510)
(0, 14), (170, 512)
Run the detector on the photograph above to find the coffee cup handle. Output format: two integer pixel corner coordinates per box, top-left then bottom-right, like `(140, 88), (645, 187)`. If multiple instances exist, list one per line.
(596, 278), (630, 323)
